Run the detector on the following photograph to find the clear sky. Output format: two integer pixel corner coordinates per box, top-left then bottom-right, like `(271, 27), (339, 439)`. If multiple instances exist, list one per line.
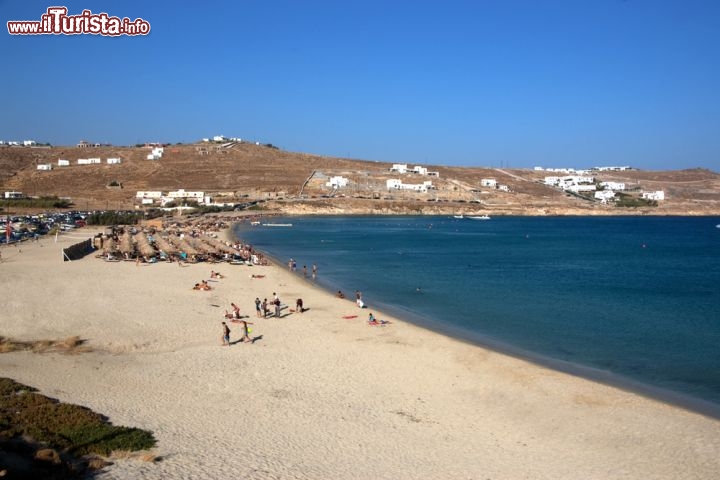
(1, 1), (719, 170)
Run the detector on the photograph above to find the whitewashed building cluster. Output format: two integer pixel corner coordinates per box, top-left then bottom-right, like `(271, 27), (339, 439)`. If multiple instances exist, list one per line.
(544, 175), (596, 193)
(480, 178), (511, 192)
(390, 164), (440, 177)
(147, 147), (164, 160)
(202, 135), (243, 143)
(642, 191), (665, 201)
(1, 140), (36, 146)
(386, 179), (434, 192)
(136, 189), (208, 206)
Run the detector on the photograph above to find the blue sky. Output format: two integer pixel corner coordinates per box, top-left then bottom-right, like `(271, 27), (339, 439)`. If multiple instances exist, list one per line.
(1, 1), (719, 170)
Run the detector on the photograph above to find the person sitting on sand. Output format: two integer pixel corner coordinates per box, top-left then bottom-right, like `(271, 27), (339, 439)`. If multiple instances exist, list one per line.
(296, 298), (304, 313)
(210, 270), (224, 279)
(193, 283), (201, 290)
(368, 313), (376, 323)
(336, 290), (345, 299)
(231, 302), (241, 319)
(198, 280), (212, 291)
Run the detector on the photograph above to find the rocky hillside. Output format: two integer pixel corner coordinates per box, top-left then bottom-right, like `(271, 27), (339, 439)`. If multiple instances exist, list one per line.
(1, 143), (719, 215)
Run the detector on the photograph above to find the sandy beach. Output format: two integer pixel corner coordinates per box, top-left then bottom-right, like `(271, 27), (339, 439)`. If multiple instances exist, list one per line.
(1, 228), (719, 479)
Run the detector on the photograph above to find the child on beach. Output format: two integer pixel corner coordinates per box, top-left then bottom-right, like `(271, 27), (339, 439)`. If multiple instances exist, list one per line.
(221, 322), (231, 346)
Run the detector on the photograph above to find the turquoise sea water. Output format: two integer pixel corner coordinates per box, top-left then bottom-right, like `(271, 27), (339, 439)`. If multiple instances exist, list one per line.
(235, 216), (720, 415)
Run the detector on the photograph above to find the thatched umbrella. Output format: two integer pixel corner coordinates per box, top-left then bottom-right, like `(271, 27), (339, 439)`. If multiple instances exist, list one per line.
(134, 231), (157, 258)
(153, 234), (178, 255)
(118, 231), (134, 256)
(102, 237), (116, 255)
(173, 236), (199, 256)
(200, 235), (236, 255)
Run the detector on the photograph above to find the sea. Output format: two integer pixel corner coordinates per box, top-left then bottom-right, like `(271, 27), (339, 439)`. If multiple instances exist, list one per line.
(234, 215), (720, 416)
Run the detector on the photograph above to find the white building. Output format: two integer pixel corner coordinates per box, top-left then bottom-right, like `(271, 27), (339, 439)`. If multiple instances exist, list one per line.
(390, 164), (408, 174)
(77, 159), (91, 165)
(23, 140), (37, 146)
(37, 163), (52, 171)
(8, 141), (19, 146)
(202, 138), (210, 142)
(386, 179), (402, 189)
(57, 159), (70, 167)
(642, 190), (665, 201)
(141, 198), (155, 205)
(4, 191), (23, 199)
(594, 166), (631, 172)
(595, 190), (616, 202)
(568, 184), (596, 193)
(545, 176), (595, 189)
(212, 135), (225, 142)
(106, 157), (122, 164)
(498, 185), (510, 192)
(481, 178), (497, 188)
(413, 166), (428, 175)
(325, 176), (349, 188)
(599, 181), (625, 191)
(136, 191), (163, 199)
(167, 189), (204, 200)
(88, 158), (101, 164)
(386, 179), (430, 192)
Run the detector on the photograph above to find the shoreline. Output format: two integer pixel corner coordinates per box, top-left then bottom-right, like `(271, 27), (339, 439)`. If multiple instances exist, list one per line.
(1, 223), (719, 478)
(231, 215), (720, 421)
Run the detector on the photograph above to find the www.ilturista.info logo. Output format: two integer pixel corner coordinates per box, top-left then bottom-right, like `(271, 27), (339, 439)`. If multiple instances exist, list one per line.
(7, 7), (150, 36)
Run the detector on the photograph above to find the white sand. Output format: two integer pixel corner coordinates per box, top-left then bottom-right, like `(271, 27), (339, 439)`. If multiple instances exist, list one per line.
(1, 230), (719, 479)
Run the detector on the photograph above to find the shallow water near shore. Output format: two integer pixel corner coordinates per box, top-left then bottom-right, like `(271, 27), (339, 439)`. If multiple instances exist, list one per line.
(235, 215), (720, 414)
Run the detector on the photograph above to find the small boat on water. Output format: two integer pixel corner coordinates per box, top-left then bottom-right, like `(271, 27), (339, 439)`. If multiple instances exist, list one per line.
(468, 215), (491, 220)
(453, 215), (464, 219)
(262, 223), (293, 227)
(250, 221), (260, 226)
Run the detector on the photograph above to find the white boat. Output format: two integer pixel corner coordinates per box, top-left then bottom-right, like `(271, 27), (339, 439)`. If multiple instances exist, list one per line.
(467, 215), (491, 220)
(250, 221), (260, 226)
(262, 223), (293, 227)
(453, 215), (464, 219)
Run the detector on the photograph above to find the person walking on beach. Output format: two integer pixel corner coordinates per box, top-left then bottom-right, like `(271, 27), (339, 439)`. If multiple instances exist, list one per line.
(221, 322), (231, 346)
(255, 297), (262, 317)
(262, 298), (268, 318)
(302, 265), (307, 277)
(312, 264), (317, 279)
(239, 320), (254, 343)
(274, 295), (282, 318)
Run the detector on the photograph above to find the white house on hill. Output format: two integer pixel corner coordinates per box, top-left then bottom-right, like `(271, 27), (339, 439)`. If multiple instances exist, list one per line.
(642, 190), (665, 201)
(325, 176), (349, 188)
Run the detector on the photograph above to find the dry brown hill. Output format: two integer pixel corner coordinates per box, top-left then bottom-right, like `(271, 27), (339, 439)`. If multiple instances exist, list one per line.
(1, 143), (719, 215)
